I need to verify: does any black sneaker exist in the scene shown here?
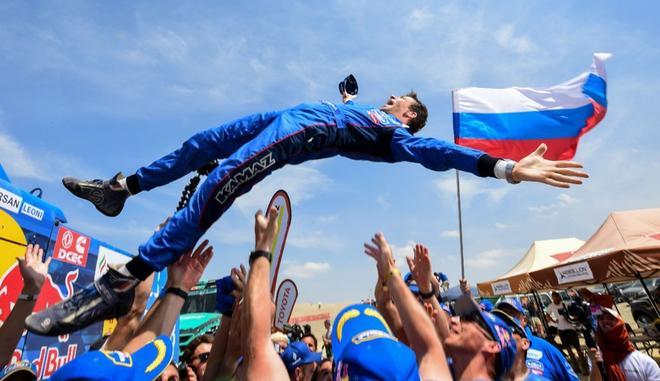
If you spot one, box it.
[25,268,137,336]
[62,172,129,217]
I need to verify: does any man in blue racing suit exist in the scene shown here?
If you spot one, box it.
[26,89,588,336]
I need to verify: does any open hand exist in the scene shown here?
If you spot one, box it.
[18,244,50,295]
[230,264,247,299]
[254,207,279,252]
[364,233,396,278]
[406,244,433,294]
[512,144,589,188]
[167,240,214,291]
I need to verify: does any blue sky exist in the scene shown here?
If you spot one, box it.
[2,1,660,303]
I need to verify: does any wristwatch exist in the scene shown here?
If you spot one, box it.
[504,160,520,184]
[249,250,273,265]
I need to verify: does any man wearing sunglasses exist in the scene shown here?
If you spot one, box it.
[446,294,518,381]
[495,298,578,381]
[182,334,213,380]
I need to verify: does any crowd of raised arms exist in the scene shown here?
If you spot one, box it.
[1,205,659,381]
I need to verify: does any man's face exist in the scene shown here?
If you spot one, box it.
[445,318,493,356]
[188,342,212,379]
[301,336,317,352]
[498,305,525,327]
[380,95,417,121]
[598,311,618,333]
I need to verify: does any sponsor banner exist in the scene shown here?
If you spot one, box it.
[53,227,90,267]
[0,187,22,214]
[491,280,512,295]
[290,313,331,325]
[21,201,44,221]
[274,279,298,330]
[95,245,130,281]
[554,261,594,284]
[267,190,292,295]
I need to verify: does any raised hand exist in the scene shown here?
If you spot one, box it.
[364,233,396,278]
[230,264,247,299]
[254,207,279,253]
[406,244,433,294]
[513,143,589,188]
[18,244,50,295]
[167,240,214,292]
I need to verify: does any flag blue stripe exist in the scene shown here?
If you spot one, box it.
[453,103,596,140]
[582,73,607,107]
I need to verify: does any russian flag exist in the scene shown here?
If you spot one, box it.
[452,53,610,161]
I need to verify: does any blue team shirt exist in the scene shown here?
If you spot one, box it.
[525,328,579,381]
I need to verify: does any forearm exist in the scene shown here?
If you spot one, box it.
[123,293,184,353]
[388,275,451,378]
[244,257,288,379]
[375,281,408,344]
[202,316,232,381]
[103,276,153,351]
[0,298,36,366]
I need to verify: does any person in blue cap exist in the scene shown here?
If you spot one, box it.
[51,335,174,381]
[492,307,543,380]
[280,341,322,381]
[27,76,589,337]
[449,294,518,381]
[332,303,422,381]
[495,297,579,381]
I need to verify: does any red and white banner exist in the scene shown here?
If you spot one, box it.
[267,190,292,295]
[52,227,90,267]
[274,279,298,330]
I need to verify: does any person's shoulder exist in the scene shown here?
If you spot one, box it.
[529,335,563,358]
[624,349,660,368]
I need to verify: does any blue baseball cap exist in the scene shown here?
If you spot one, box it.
[492,309,528,339]
[454,295,517,379]
[332,303,420,380]
[280,341,322,372]
[51,335,173,381]
[0,360,37,381]
[495,297,524,315]
[403,272,420,294]
[479,299,494,312]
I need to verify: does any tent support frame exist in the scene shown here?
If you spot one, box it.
[634,272,660,318]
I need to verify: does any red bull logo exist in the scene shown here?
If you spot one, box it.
[0,209,27,324]
[34,269,79,312]
[32,344,78,379]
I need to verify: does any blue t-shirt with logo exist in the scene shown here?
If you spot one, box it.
[525,328,579,381]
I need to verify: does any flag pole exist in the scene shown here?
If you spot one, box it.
[455,170,465,279]
[451,89,466,280]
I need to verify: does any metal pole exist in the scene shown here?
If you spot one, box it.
[634,272,660,318]
[455,170,465,279]
[602,283,624,317]
[532,290,550,336]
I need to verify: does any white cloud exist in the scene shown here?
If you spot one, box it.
[441,230,460,238]
[494,24,536,54]
[282,261,331,279]
[0,130,50,181]
[376,195,391,208]
[434,176,510,207]
[389,241,416,271]
[287,230,346,253]
[405,8,433,31]
[528,193,578,216]
[495,223,508,229]
[465,249,508,269]
[317,214,338,223]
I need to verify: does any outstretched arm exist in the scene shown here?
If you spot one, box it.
[1,244,49,366]
[244,207,288,381]
[365,233,452,380]
[391,129,588,188]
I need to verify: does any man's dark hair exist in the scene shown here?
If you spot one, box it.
[302,333,318,350]
[405,91,428,134]
[182,334,214,364]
